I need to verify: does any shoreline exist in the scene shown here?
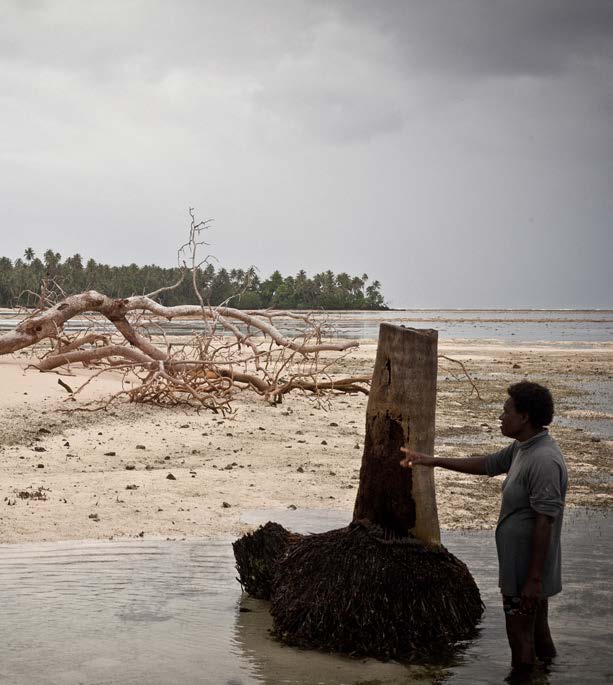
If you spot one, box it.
[0,338,611,545]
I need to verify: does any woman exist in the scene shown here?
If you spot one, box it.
[401,381,568,675]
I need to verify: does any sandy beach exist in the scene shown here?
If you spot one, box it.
[0,338,611,544]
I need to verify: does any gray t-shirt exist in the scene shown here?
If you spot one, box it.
[485,430,568,597]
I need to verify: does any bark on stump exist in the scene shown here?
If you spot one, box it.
[233,325,483,660]
[353,324,440,543]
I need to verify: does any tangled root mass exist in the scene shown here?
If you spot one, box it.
[232,521,299,600]
[234,521,483,660]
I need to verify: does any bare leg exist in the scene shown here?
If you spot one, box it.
[534,599,557,662]
[505,611,536,669]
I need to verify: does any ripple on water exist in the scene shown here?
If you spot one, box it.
[0,509,611,684]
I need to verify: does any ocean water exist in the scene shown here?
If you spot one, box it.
[1,309,612,344]
[0,508,610,685]
[318,310,613,344]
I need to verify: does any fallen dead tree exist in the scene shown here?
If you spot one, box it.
[0,213,368,412]
[0,289,367,411]
[0,214,480,413]
[233,325,484,660]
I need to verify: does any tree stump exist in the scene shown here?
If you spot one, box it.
[353,324,440,544]
[233,325,483,660]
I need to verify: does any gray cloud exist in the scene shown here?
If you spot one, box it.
[0,0,611,307]
[330,0,613,77]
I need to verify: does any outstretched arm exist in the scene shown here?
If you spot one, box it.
[400,448,488,475]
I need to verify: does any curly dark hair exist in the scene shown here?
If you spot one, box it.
[508,381,554,428]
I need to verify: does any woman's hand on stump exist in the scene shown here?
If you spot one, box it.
[400,448,435,468]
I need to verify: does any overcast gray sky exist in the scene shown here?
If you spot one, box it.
[1,0,612,308]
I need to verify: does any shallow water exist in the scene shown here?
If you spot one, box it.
[1,309,611,344]
[0,508,611,685]
[321,310,613,345]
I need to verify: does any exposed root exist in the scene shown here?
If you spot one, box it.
[233,521,484,661]
[233,522,300,600]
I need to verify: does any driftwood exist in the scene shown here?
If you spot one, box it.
[0,291,367,412]
[0,214,369,412]
[233,325,483,660]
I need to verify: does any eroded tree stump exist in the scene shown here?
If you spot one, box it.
[233,325,483,660]
[353,324,440,543]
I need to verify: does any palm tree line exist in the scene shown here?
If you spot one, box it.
[0,249,387,310]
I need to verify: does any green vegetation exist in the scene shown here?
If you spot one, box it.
[0,249,387,310]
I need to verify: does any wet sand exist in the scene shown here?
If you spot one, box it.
[0,338,611,543]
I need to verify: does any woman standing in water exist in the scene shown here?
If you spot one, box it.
[401,381,567,677]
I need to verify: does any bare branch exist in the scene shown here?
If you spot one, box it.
[145,267,187,300]
[438,355,483,400]
[0,210,370,413]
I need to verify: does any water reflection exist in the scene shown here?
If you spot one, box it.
[0,539,256,685]
[0,509,610,684]
[234,596,435,684]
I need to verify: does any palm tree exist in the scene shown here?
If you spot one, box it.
[43,249,61,272]
[24,247,35,263]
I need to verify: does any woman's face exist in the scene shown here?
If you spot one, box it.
[499,397,528,439]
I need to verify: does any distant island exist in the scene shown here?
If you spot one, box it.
[0,249,387,310]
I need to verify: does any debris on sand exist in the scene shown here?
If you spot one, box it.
[16,486,49,501]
